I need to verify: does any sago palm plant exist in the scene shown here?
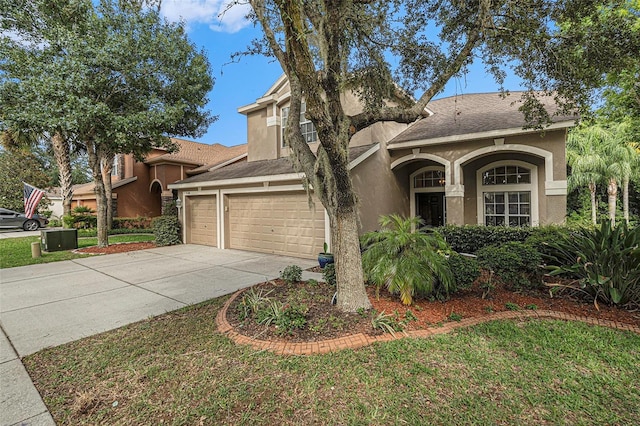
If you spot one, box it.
[361,215,453,305]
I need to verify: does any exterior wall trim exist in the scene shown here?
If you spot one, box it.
[387,121,574,150]
[453,143,555,186]
[149,179,163,193]
[545,180,567,195]
[349,143,380,170]
[390,152,452,189]
[169,173,306,190]
[169,143,379,191]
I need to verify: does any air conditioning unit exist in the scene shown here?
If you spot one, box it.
[41,229,78,252]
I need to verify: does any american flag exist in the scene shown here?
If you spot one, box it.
[23,182,45,219]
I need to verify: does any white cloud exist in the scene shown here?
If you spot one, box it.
[159,0,251,33]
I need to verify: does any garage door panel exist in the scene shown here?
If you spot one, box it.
[186,196,217,247]
[228,193,324,259]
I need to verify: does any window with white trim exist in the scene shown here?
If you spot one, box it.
[484,191,531,226]
[281,102,318,147]
[413,169,446,188]
[111,155,120,178]
[477,162,538,227]
[482,165,530,185]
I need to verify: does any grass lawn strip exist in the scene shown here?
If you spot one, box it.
[23,297,640,425]
[0,234,155,268]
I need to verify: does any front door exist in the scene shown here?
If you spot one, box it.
[416,193,445,227]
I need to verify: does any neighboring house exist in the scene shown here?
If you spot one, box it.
[72,138,247,217]
[45,188,64,220]
[169,75,575,259]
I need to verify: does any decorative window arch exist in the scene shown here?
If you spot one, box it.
[149,179,163,193]
[476,160,539,227]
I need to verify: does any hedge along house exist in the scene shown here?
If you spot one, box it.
[169,75,576,259]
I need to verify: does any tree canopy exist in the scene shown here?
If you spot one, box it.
[0,147,51,212]
[1,0,215,245]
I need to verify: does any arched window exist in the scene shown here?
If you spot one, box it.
[413,169,446,188]
[477,161,538,227]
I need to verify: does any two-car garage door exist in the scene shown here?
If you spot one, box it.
[185,192,325,259]
[228,193,324,259]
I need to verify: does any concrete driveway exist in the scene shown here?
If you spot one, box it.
[0,244,317,426]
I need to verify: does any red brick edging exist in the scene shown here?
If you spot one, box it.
[215,289,640,356]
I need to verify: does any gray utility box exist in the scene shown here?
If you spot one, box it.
[41,229,78,252]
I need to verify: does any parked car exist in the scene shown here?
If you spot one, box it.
[0,208,49,231]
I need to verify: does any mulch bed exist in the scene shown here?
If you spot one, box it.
[227,277,640,343]
[76,242,156,254]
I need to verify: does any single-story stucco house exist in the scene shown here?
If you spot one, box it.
[169,75,576,259]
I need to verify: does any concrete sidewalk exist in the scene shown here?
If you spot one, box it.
[0,244,317,426]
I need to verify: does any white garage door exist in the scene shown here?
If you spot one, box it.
[228,192,325,259]
[186,195,217,246]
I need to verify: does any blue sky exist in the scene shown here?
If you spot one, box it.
[159,1,523,147]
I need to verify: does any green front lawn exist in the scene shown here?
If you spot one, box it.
[24,297,640,425]
[0,234,155,269]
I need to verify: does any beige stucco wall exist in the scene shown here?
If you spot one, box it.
[352,148,409,233]
[388,129,568,225]
[242,79,409,162]
[545,195,567,224]
[247,109,278,162]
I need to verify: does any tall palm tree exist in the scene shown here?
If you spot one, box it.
[605,122,640,225]
[567,125,608,225]
[2,128,76,219]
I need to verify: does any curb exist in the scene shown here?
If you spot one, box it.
[215,289,640,356]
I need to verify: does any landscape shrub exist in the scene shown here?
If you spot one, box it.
[257,300,308,335]
[112,217,152,230]
[72,206,94,214]
[361,215,453,305]
[280,265,302,284]
[545,222,640,307]
[65,214,97,229]
[446,252,480,291]
[322,263,336,286]
[476,241,543,289]
[77,228,154,237]
[152,216,182,246]
[436,225,533,254]
[525,226,573,258]
[48,218,62,228]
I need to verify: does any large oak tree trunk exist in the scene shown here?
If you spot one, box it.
[51,132,74,219]
[331,207,371,311]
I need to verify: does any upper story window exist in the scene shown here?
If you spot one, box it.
[111,155,120,178]
[413,169,445,188]
[281,102,318,147]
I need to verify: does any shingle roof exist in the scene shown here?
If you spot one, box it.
[145,138,247,166]
[174,144,377,185]
[389,92,577,145]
